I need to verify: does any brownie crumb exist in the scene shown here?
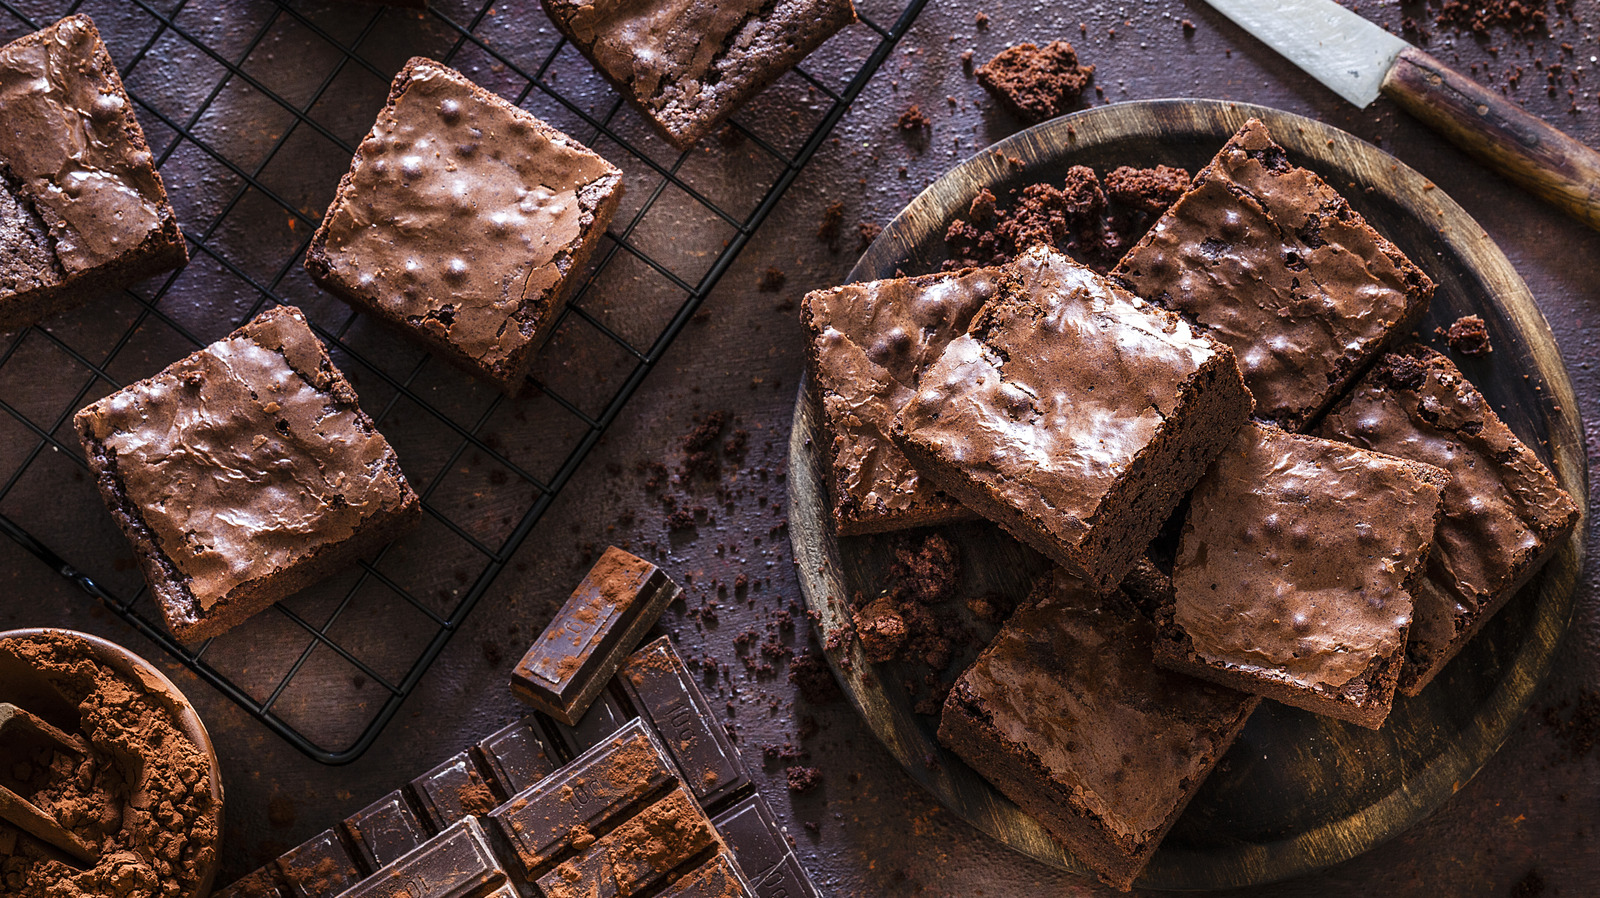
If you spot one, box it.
[974,11,989,28]
[666,508,697,531]
[1511,869,1546,897]
[897,104,930,131]
[976,41,1095,123]
[789,648,843,703]
[681,410,729,480]
[758,267,787,292]
[853,596,908,662]
[856,221,883,251]
[893,533,959,604]
[1181,18,1196,34]
[1435,0,1555,37]
[960,50,975,73]
[817,201,845,250]
[1442,314,1493,356]
[1105,165,1190,216]
[786,766,823,793]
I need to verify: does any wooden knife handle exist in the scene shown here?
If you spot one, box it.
[1382,45,1600,230]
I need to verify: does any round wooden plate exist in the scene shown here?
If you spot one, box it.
[787,100,1587,890]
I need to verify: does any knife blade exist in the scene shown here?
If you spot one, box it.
[1204,0,1600,231]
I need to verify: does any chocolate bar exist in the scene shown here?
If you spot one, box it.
[619,636,750,810]
[488,718,676,874]
[535,787,718,898]
[336,817,506,898]
[475,716,557,799]
[343,790,427,872]
[275,828,361,898]
[710,793,790,884]
[656,852,754,898]
[410,751,497,831]
[511,547,682,725]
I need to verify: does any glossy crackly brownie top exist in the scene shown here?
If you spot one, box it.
[1175,424,1443,689]
[75,306,411,609]
[318,59,617,370]
[0,15,170,274]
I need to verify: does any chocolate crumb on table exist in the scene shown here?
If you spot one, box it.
[540,0,857,149]
[976,41,1095,124]
[0,15,188,331]
[897,104,930,131]
[1443,314,1494,355]
[857,220,883,251]
[1153,422,1448,729]
[1317,346,1578,695]
[757,267,787,292]
[306,57,623,394]
[816,201,845,250]
[73,305,419,643]
[785,766,823,793]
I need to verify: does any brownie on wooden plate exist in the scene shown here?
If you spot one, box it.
[891,245,1252,592]
[541,0,857,149]
[74,306,420,642]
[800,269,1000,535]
[1318,345,1579,694]
[0,15,187,330]
[1112,119,1434,432]
[1154,423,1448,728]
[307,58,623,394]
[939,568,1259,891]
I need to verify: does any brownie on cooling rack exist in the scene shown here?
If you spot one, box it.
[73,305,419,643]
[540,0,857,149]
[306,58,623,394]
[0,15,187,330]
[1112,118,1434,432]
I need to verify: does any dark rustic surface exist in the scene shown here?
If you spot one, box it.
[2,1,1599,896]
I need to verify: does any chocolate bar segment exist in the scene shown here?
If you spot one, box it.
[488,718,677,874]
[535,788,718,898]
[475,716,558,799]
[620,636,750,810]
[343,790,427,872]
[275,829,361,898]
[336,817,507,898]
[554,688,635,757]
[750,855,822,898]
[511,547,682,724]
[710,793,789,883]
[658,853,756,898]
[409,750,498,831]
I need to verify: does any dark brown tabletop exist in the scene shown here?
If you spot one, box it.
[2,1,1597,895]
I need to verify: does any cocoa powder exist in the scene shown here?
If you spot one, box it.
[0,633,217,898]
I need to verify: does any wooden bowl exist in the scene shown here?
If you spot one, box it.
[0,628,225,898]
[787,99,1587,890]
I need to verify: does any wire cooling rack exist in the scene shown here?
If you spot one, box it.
[0,0,925,763]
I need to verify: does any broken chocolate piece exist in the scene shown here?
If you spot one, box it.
[475,716,558,799]
[342,790,427,873]
[710,793,790,884]
[409,750,498,831]
[619,636,751,811]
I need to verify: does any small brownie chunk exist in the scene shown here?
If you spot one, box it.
[892,245,1252,592]
[1113,119,1434,431]
[1443,314,1493,356]
[540,0,856,148]
[1318,346,1578,694]
[0,15,186,329]
[73,305,420,642]
[307,58,623,393]
[800,269,1000,535]
[975,41,1095,123]
[1156,423,1447,728]
[939,569,1258,891]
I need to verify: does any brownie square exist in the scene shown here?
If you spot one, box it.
[939,568,1258,891]
[800,269,1000,535]
[540,0,857,149]
[1318,346,1580,694]
[0,15,187,330]
[1112,118,1434,432]
[306,58,624,394]
[1154,422,1448,728]
[891,245,1253,592]
[73,305,420,642]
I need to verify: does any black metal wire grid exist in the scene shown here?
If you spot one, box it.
[0,0,925,764]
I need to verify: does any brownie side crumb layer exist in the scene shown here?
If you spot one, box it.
[1317,345,1578,694]
[1113,118,1434,432]
[0,15,187,329]
[938,569,1258,891]
[1157,423,1447,728]
[541,0,857,149]
[801,269,1000,535]
[307,58,623,394]
[892,245,1252,592]
[975,41,1094,123]
[73,305,420,642]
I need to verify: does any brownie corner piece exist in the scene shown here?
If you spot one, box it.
[0,14,187,330]
[1317,344,1580,695]
[1112,117,1433,432]
[891,245,1252,592]
[306,57,623,393]
[938,569,1257,891]
[73,305,419,643]
[1159,422,1447,728]
[541,0,857,148]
